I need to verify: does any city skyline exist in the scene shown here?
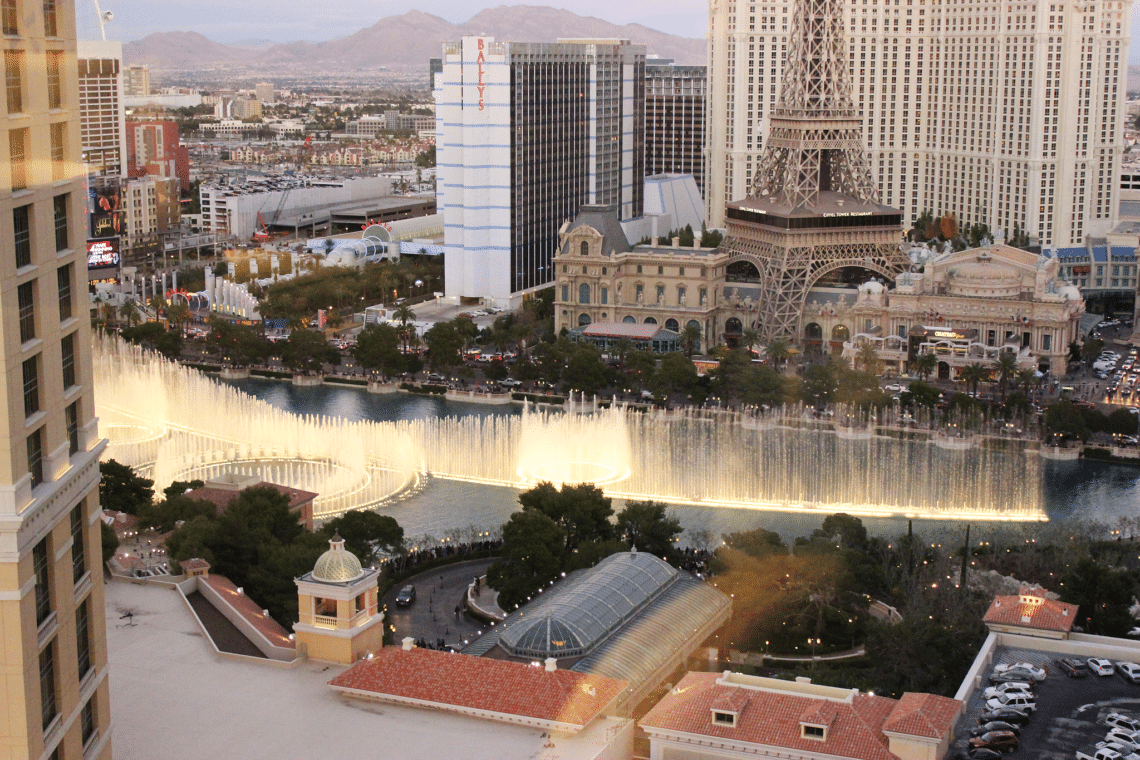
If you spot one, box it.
[74,0,709,46]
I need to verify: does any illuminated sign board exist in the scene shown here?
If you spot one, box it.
[821,211,873,218]
[86,237,120,270]
[932,330,969,340]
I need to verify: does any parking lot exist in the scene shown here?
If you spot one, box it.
[955,647,1140,760]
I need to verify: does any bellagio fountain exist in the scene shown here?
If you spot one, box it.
[94,336,1046,523]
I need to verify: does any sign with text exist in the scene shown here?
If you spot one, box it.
[86,237,120,270]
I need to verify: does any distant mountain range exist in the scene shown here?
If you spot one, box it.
[122,6,707,74]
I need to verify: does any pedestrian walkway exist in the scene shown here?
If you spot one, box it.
[382,558,496,650]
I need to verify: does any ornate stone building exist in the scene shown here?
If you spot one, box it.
[839,244,1084,376]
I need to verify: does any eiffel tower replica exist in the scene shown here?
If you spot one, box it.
[720,0,909,344]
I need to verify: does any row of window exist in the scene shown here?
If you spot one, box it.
[562,282,711,308]
[35,502,100,753]
[4,48,63,113]
[2,0,59,38]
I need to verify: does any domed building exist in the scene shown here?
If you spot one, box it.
[840,243,1085,377]
[464,548,731,711]
[292,533,384,664]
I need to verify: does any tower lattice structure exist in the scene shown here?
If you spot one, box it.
[720,0,909,344]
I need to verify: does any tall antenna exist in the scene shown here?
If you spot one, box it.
[91,0,113,41]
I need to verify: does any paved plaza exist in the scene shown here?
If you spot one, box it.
[381,558,499,650]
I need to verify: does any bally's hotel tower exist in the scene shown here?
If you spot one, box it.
[436,37,646,306]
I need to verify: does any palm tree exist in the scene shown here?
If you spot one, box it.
[614,337,634,366]
[166,301,191,337]
[766,336,790,368]
[1015,368,1037,397]
[118,300,140,327]
[994,351,1019,400]
[393,304,415,353]
[680,324,702,357]
[912,352,938,382]
[959,362,987,397]
[856,341,882,375]
[741,329,760,355]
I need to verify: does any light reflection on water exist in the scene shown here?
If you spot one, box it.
[224,378,1140,542]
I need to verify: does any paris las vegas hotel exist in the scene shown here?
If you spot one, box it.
[706,0,1130,250]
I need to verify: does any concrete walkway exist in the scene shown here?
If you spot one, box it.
[382,558,496,650]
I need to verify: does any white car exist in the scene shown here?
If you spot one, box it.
[1105,733,1140,753]
[994,662,1048,681]
[983,682,1034,700]
[986,693,1037,713]
[1119,662,1140,684]
[1098,741,1140,760]
[884,383,905,392]
[1089,658,1116,676]
[1107,714,1140,734]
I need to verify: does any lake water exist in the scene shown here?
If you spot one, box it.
[224,378,1140,544]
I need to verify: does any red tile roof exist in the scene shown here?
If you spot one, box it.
[200,575,294,648]
[179,558,211,572]
[982,589,1078,633]
[883,693,962,739]
[183,482,318,514]
[329,647,627,730]
[642,672,958,760]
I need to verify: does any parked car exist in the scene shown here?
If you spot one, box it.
[1117,662,1140,684]
[1097,744,1140,760]
[1108,715,1140,734]
[977,708,1031,725]
[1103,733,1140,753]
[969,731,1019,753]
[989,668,1042,684]
[1056,658,1090,678]
[965,750,1005,760]
[970,722,1022,737]
[983,682,1034,700]
[994,663,1048,681]
[395,585,417,607]
[1090,658,1117,676]
[986,693,1037,713]
[1080,748,1128,760]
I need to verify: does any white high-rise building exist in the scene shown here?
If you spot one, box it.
[706,0,1131,248]
[435,37,645,306]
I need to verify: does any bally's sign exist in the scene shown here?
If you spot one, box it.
[477,38,487,111]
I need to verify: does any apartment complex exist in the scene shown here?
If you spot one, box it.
[122,63,148,97]
[645,60,707,197]
[254,81,274,103]
[0,2,112,759]
[706,0,1131,247]
[125,119,189,192]
[435,37,646,305]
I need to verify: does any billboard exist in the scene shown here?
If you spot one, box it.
[87,237,120,270]
[89,178,123,238]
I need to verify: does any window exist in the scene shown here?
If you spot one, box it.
[1,0,15,35]
[50,123,64,181]
[43,0,58,36]
[561,284,569,302]
[80,697,95,746]
[580,241,589,256]
[33,537,51,624]
[65,401,79,455]
[28,427,44,488]
[14,204,30,267]
[4,50,22,113]
[57,263,72,320]
[600,287,608,305]
[22,355,38,417]
[1043,334,1052,351]
[18,281,34,343]
[656,285,665,304]
[40,643,57,731]
[10,127,27,190]
[635,284,644,302]
[71,503,85,583]
[53,195,68,251]
[46,51,61,109]
[803,725,826,739]
[61,332,75,388]
[578,283,591,304]
[76,598,91,679]
[713,711,736,726]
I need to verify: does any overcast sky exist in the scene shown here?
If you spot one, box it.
[76,0,1140,61]
[75,0,709,43]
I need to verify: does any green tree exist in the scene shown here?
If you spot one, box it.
[766,337,791,368]
[99,460,154,515]
[992,352,1018,401]
[741,329,760,354]
[1059,556,1137,636]
[901,380,940,408]
[801,361,839,407]
[722,526,788,558]
[652,352,699,399]
[912,352,938,382]
[1043,399,1091,442]
[856,342,882,375]
[486,510,566,611]
[352,323,404,378]
[1082,337,1105,366]
[423,320,464,370]
[320,511,404,565]
[280,329,338,372]
[563,344,609,397]
[625,350,657,390]
[100,521,120,564]
[959,362,987,396]
[680,323,702,357]
[699,223,723,248]
[518,481,614,552]
[118,300,141,326]
[615,500,682,560]
[812,513,869,552]
[137,494,218,533]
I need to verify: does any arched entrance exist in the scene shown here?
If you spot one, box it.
[830,325,849,355]
[578,313,592,327]
[727,260,761,281]
[938,361,951,380]
[804,322,823,355]
[724,317,744,348]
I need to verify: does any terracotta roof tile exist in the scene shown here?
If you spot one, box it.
[200,575,294,648]
[179,558,211,572]
[329,647,627,730]
[883,693,962,739]
[184,482,318,515]
[983,591,1078,633]
[641,672,918,760]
